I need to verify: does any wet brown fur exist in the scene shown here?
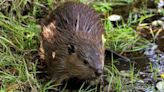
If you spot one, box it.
[39,2,105,84]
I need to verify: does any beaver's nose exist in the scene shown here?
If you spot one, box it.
[95,69,103,76]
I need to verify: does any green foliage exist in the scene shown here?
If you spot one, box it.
[105,65,123,92]
[0,14,40,50]
[104,19,148,52]
[0,0,51,91]
[92,2,113,13]
[90,0,133,13]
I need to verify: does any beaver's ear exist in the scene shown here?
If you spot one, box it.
[68,44,75,54]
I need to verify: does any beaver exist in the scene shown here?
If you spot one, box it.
[39,1,105,84]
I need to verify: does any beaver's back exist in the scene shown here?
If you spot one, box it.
[42,2,104,43]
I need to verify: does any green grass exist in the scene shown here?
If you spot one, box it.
[0,0,52,91]
[0,0,153,92]
[0,13,53,91]
[104,19,149,52]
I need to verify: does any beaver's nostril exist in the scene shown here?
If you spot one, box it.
[95,69,103,76]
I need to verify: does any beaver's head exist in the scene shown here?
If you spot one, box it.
[65,33,105,80]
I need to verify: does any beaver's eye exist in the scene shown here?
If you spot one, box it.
[83,60,88,65]
[68,44,75,54]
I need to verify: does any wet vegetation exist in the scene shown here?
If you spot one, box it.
[0,0,164,92]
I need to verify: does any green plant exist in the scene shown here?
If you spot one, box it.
[0,3,52,91]
[104,19,148,52]
[104,62,123,92]
[0,14,40,50]
[92,2,113,13]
